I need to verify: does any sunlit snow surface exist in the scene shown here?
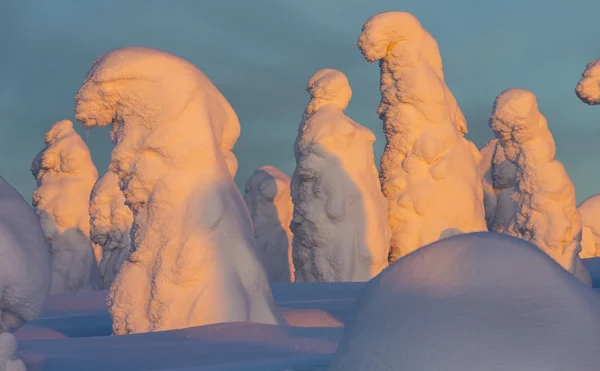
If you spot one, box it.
[13,240,600,371]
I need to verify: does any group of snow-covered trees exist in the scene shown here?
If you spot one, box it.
[1,10,599,342]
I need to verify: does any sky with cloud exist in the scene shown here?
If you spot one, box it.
[1,0,599,203]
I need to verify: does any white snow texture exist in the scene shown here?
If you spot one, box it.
[479,139,517,232]
[576,58,600,105]
[290,68,390,282]
[578,194,600,258]
[489,88,590,283]
[244,166,294,283]
[75,46,280,334]
[0,177,50,333]
[30,120,102,294]
[0,333,25,371]
[329,232,600,371]
[357,11,486,262]
[89,171,134,288]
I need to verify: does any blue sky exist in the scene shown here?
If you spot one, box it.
[1,0,599,203]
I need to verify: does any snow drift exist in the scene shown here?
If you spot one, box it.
[329,232,600,371]
[578,194,600,258]
[30,120,102,294]
[290,68,390,282]
[75,46,280,334]
[0,333,25,371]
[479,139,517,232]
[489,88,589,283]
[576,58,600,105]
[357,11,486,261]
[0,177,50,333]
[244,166,294,283]
[89,171,134,288]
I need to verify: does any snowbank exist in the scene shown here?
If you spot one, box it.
[75,47,280,334]
[329,232,600,371]
[89,171,134,288]
[0,177,50,333]
[576,58,600,105]
[578,194,600,258]
[479,139,517,232]
[290,68,390,282]
[0,333,25,371]
[489,88,589,283]
[244,166,294,283]
[357,11,486,261]
[30,120,101,294]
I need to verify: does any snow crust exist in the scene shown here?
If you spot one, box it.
[0,333,25,371]
[291,68,390,282]
[576,58,600,105]
[89,171,133,288]
[329,232,600,371]
[479,139,518,232]
[75,47,280,334]
[357,11,486,261]
[30,120,102,294]
[0,177,50,333]
[489,88,589,283]
[578,194,600,258]
[244,166,294,283]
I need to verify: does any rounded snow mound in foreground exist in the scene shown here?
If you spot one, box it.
[329,232,600,371]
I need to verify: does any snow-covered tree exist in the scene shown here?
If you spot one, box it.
[31,120,102,294]
[0,177,50,333]
[89,171,133,288]
[75,47,280,334]
[576,58,600,105]
[0,333,26,371]
[290,68,390,282]
[357,11,486,261]
[489,88,590,283]
[578,195,600,258]
[479,139,517,232]
[328,232,600,371]
[244,166,294,283]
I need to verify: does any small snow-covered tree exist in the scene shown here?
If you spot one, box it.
[31,120,102,294]
[578,195,600,258]
[290,68,390,282]
[576,58,600,105]
[479,139,517,232]
[244,166,294,283]
[489,88,590,283]
[89,171,133,288]
[357,11,486,261]
[75,47,280,334]
[0,333,26,371]
[0,177,50,333]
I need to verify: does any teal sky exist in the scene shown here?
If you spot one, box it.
[1,0,599,204]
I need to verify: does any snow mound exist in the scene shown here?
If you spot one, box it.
[479,139,517,232]
[0,333,25,371]
[329,232,600,371]
[578,194,600,258]
[489,88,589,283]
[244,166,294,283]
[89,171,133,288]
[0,177,50,333]
[291,68,390,282]
[357,11,486,261]
[576,58,600,105]
[30,120,102,294]
[75,46,280,334]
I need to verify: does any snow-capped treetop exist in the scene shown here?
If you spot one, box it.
[0,333,25,371]
[576,58,600,105]
[578,194,600,258]
[329,232,600,371]
[75,46,240,177]
[304,69,352,117]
